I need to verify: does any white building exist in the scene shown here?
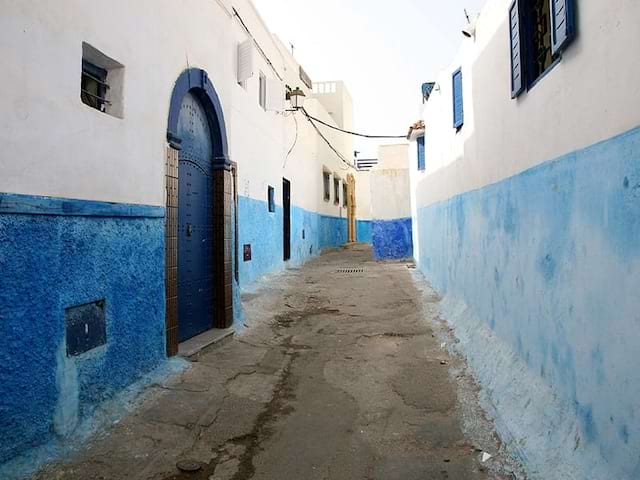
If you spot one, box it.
[367,144,413,259]
[409,0,640,478]
[0,0,363,469]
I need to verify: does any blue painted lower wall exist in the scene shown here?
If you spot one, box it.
[372,217,413,260]
[0,193,350,467]
[237,196,346,290]
[237,196,285,289]
[0,210,166,465]
[356,220,373,244]
[319,213,348,249]
[415,126,640,478]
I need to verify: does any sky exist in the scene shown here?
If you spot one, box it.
[252,0,487,159]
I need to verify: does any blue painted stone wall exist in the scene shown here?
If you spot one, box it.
[415,127,640,478]
[372,218,413,260]
[319,214,348,249]
[290,206,322,264]
[0,211,165,464]
[356,220,373,244]
[237,196,285,288]
[237,196,345,290]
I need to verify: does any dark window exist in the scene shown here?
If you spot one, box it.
[510,0,575,97]
[81,60,109,112]
[334,178,340,205]
[342,183,348,207]
[527,0,555,84]
[422,82,435,103]
[65,300,107,357]
[268,186,275,212]
[452,68,464,129]
[259,72,267,110]
[417,136,425,171]
[323,172,331,201]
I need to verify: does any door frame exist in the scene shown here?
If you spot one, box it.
[164,68,232,357]
[283,178,291,261]
[346,174,356,243]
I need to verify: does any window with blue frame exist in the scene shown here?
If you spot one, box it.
[268,186,275,212]
[509,0,576,98]
[452,69,464,130]
[417,136,425,171]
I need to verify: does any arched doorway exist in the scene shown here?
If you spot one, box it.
[165,68,233,356]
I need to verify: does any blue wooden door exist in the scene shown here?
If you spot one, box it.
[178,92,215,342]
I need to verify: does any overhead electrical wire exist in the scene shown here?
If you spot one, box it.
[300,108,406,139]
[301,110,354,170]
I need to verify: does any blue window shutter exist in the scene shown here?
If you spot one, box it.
[452,69,464,129]
[509,0,524,98]
[550,0,576,55]
[417,136,425,171]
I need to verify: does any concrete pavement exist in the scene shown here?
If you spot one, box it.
[32,244,522,480]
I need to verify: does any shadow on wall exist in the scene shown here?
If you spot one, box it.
[356,220,373,244]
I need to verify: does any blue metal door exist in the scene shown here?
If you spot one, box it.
[178,92,215,342]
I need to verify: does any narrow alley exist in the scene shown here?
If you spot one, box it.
[2,1,639,478]
[32,246,520,480]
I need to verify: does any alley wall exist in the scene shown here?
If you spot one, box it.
[0,0,357,471]
[370,144,413,260]
[410,0,640,478]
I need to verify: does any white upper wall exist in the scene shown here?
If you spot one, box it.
[312,81,354,132]
[0,0,356,216]
[354,170,372,221]
[370,143,411,220]
[0,0,232,206]
[411,0,640,209]
[374,144,410,170]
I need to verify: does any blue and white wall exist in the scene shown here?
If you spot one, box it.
[0,0,355,471]
[411,0,640,478]
[351,169,372,244]
[370,144,413,260]
[231,30,355,288]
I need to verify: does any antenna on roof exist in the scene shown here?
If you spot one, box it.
[462,9,477,39]
[289,42,295,56]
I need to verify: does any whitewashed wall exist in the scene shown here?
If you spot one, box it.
[409,1,640,477]
[411,0,640,209]
[370,144,411,221]
[0,0,235,206]
[0,0,355,219]
[354,170,372,221]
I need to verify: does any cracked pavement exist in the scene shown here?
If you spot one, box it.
[32,244,522,480]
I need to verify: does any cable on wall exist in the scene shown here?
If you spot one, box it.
[232,7,284,82]
[283,112,299,168]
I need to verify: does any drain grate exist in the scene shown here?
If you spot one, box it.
[337,268,364,274]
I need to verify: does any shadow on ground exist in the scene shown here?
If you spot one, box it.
[32,244,523,480]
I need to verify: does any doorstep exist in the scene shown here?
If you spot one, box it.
[178,328,235,358]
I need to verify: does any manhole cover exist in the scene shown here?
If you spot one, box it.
[337,268,364,274]
[176,459,203,473]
